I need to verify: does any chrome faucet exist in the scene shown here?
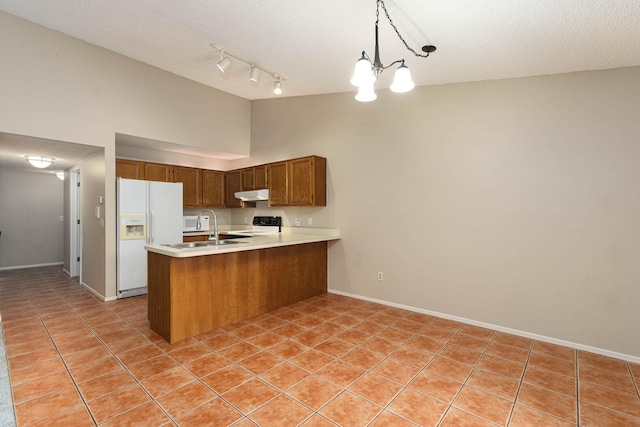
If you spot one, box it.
[196,209,218,242]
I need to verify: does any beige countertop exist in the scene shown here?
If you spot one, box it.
[146,227,340,258]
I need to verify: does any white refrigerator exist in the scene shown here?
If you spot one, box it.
[117,178,183,298]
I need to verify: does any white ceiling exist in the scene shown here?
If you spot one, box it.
[0,132,102,173]
[1,0,639,101]
[1,0,639,171]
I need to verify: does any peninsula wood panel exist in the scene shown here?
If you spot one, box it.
[147,241,328,343]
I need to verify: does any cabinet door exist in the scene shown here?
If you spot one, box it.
[145,163,174,182]
[116,159,144,180]
[241,168,255,191]
[254,165,268,189]
[267,161,288,206]
[202,170,226,208]
[225,170,243,208]
[289,156,326,206]
[174,166,202,208]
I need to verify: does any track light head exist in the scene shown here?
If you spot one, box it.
[217,56,232,73]
[249,66,260,83]
[273,79,282,95]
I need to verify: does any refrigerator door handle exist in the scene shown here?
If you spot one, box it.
[149,210,154,244]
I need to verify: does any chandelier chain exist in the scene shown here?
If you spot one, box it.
[378,0,431,58]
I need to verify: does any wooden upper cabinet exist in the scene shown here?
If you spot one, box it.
[254,165,268,189]
[225,170,243,208]
[288,156,326,206]
[241,165,268,191]
[267,161,288,206]
[173,166,202,208]
[144,162,174,182]
[241,168,255,191]
[202,170,226,208]
[116,159,144,180]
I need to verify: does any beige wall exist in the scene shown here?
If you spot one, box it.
[77,151,107,296]
[2,10,639,359]
[0,169,64,269]
[0,12,251,297]
[250,67,640,359]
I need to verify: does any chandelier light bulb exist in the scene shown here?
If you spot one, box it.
[351,54,375,87]
[25,155,55,168]
[355,83,377,102]
[390,63,415,93]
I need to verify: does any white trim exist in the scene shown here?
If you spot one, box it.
[329,288,640,364]
[0,262,63,271]
[70,169,81,279]
[79,281,116,302]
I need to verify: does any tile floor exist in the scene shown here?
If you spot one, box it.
[1,266,640,426]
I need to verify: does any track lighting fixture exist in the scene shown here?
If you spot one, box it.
[210,43,285,96]
[351,0,436,102]
[25,155,54,168]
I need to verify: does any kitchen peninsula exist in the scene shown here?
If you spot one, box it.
[145,228,340,343]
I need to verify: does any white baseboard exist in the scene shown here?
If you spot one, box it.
[79,281,115,302]
[329,289,640,364]
[0,262,63,271]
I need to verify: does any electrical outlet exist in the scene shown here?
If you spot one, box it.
[308,217,313,226]
[378,272,383,281]
[295,217,301,227]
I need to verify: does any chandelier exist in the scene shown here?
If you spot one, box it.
[351,0,436,102]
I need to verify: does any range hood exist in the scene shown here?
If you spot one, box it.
[234,189,269,201]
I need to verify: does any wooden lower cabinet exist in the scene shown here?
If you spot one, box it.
[147,242,328,343]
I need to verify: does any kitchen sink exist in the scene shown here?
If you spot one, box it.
[162,240,247,249]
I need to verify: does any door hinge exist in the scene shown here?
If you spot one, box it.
[77,257,80,262]
[77,219,80,225]
[77,182,80,187]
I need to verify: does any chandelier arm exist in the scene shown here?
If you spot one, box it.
[378,0,432,58]
[379,59,405,70]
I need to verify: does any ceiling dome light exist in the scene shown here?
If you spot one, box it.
[55,171,65,181]
[25,155,54,168]
[273,79,282,95]
[390,62,415,93]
